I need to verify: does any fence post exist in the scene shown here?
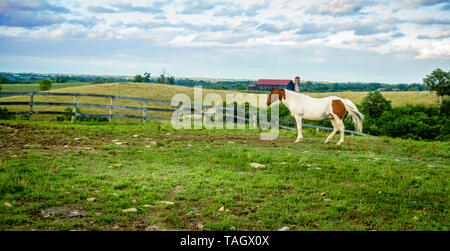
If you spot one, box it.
[71,95,77,123]
[109,97,114,123]
[29,92,34,121]
[143,101,147,124]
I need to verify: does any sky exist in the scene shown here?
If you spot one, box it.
[0,0,449,83]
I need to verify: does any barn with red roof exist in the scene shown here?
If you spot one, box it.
[248,76,300,92]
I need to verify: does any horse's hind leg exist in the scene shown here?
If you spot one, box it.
[325,118,339,144]
[294,114,303,143]
[335,116,345,146]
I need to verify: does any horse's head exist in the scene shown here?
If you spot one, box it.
[267,87,286,107]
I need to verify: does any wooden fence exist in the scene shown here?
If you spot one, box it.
[0,92,375,137]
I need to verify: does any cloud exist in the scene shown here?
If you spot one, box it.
[0,11,65,27]
[213,5,244,17]
[68,16,103,28]
[307,0,367,16]
[0,0,69,28]
[111,2,164,13]
[180,0,215,14]
[0,0,69,13]
[417,30,450,39]
[354,23,396,36]
[87,6,116,13]
[257,23,284,33]
[87,2,168,14]
[402,0,449,8]
[213,1,269,17]
[409,17,450,25]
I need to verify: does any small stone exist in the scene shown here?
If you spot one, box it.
[131,199,137,203]
[147,225,159,230]
[143,204,154,208]
[122,208,137,213]
[115,142,123,145]
[250,163,265,168]
[4,202,12,207]
[74,138,80,141]
[278,226,290,231]
[10,155,18,158]
[133,134,139,138]
[197,223,204,230]
[218,206,225,212]
[320,192,326,196]
[323,199,333,202]
[174,186,184,193]
[155,201,175,206]
[86,198,96,202]
[68,211,80,217]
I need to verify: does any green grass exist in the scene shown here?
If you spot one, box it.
[0,82,93,93]
[0,120,448,231]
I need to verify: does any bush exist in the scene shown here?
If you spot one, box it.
[0,76,8,84]
[39,79,52,91]
[361,91,392,119]
[0,107,15,120]
[56,107,108,123]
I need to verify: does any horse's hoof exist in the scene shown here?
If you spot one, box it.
[294,138,303,143]
[336,142,343,146]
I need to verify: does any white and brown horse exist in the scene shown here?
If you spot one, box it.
[267,88,364,145]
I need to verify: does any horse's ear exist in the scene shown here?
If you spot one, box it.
[271,87,274,91]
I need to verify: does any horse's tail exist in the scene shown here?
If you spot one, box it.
[342,99,364,132]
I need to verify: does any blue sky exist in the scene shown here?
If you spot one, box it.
[0,0,449,83]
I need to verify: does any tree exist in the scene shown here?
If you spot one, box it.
[134,75,143,82]
[157,74,165,84]
[39,79,52,91]
[0,76,8,84]
[167,76,175,85]
[361,91,392,119]
[55,76,68,83]
[143,72,151,83]
[423,68,450,104]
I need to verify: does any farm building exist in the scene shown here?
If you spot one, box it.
[248,76,300,92]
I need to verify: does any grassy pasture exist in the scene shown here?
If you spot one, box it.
[307,91,439,107]
[0,120,448,231]
[0,82,93,93]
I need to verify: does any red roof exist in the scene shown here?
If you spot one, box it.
[256,79,292,85]
[248,85,256,87]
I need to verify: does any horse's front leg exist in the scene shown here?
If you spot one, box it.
[294,115,303,143]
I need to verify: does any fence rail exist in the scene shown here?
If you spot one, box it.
[0,91,374,137]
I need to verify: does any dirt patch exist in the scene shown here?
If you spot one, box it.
[0,122,113,152]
